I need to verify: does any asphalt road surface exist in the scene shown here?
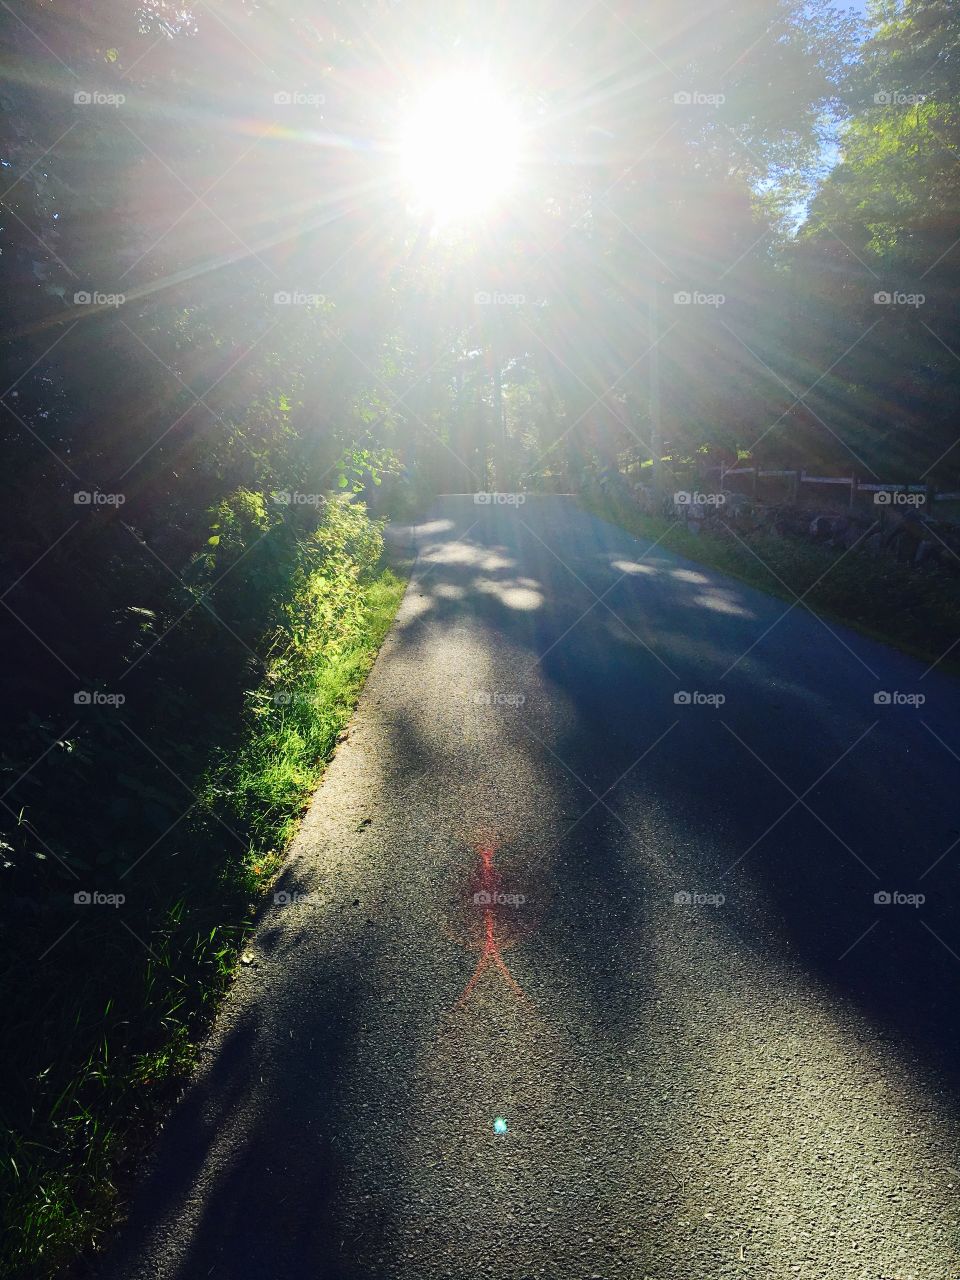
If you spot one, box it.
[99,495,960,1280]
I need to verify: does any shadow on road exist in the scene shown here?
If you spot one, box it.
[98,495,960,1280]
[386,497,960,1080]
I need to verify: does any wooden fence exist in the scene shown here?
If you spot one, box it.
[717,464,956,508]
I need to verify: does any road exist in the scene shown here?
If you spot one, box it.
[99,495,960,1280]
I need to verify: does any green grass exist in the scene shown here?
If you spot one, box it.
[0,501,407,1280]
[218,565,406,892]
[582,490,960,670]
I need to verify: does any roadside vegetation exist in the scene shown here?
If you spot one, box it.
[0,494,406,1280]
[3,0,960,1275]
[583,489,960,670]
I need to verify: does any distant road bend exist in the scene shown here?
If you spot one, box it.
[101,495,960,1280]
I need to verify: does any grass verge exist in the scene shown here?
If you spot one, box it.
[581,490,960,670]
[209,557,406,895]
[1,499,407,1280]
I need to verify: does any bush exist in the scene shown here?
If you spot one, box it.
[0,495,405,1280]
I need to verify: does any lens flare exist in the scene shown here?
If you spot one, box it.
[455,843,529,1005]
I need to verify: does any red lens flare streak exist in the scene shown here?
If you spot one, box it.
[455,843,529,1006]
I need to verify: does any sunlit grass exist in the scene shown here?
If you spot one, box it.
[0,508,407,1280]
[225,567,406,896]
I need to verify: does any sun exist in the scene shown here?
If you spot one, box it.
[398,73,521,224]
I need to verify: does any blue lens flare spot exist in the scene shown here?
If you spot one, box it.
[493,1116,508,1135]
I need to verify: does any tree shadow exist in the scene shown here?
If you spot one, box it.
[389,496,960,1083]
[96,493,960,1279]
